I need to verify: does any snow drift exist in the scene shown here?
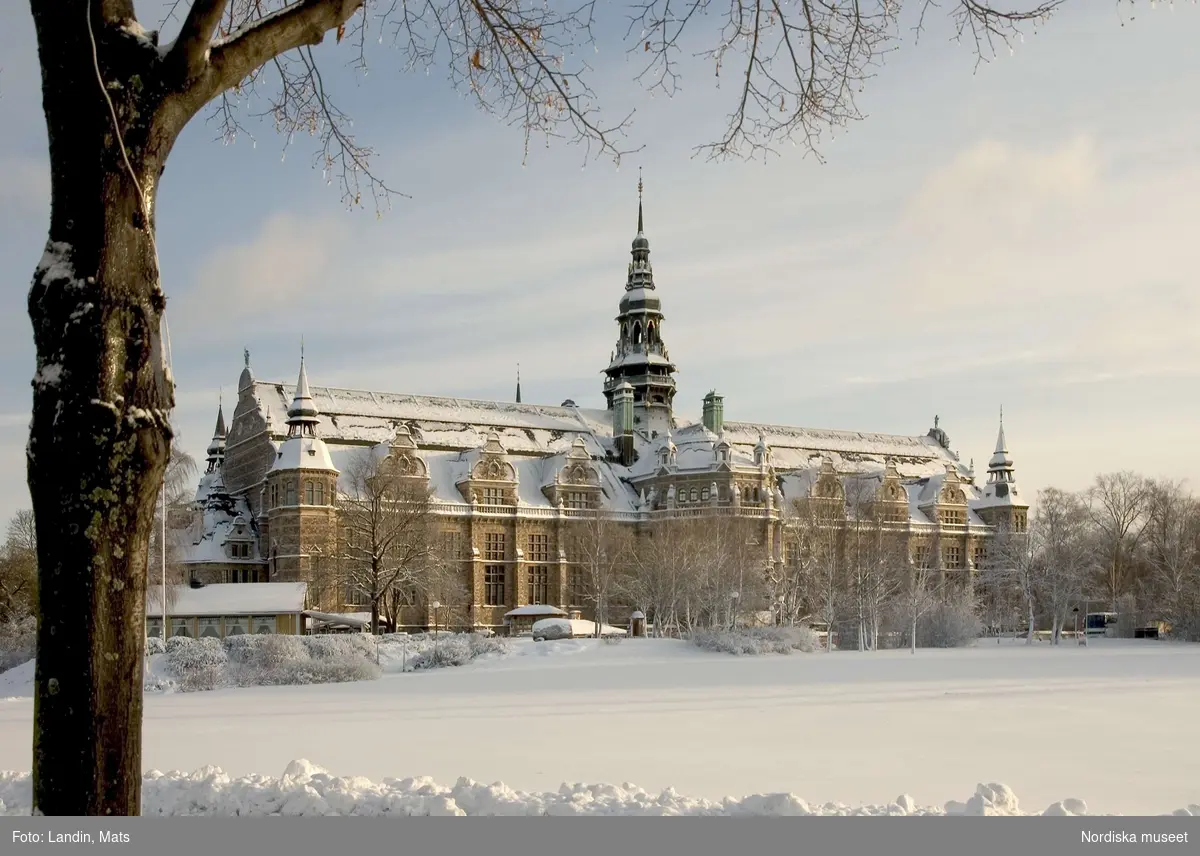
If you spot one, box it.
[1,760,1196,816]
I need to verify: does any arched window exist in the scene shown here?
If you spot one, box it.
[689,488,698,502]
[305,481,315,505]
[632,322,643,345]
[315,481,325,505]
[286,482,296,506]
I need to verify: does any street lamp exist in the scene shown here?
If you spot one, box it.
[430,600,441,660]
[728,591,740,631]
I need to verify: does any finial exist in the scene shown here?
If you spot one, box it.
[301,335,305,363]
[219,387,222,407]
[244,347,250,368]
[637,168,644,234]
[999,404,1004,426]
[934,414,939,429]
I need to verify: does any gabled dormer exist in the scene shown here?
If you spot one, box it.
[922,464,969,526]
[224,513,257,561]
[380,424,429,481]
[457,433,519,506]
[873,459,909,523]
[543,438,603,510]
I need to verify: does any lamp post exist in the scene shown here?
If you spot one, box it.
[431,600,441,661]
[1073,606,1082,646]
[728,591,740,631]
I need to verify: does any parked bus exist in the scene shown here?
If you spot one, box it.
[1085,612,1118,638]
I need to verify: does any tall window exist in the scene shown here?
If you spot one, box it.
[913,545,931,568]
[441,530,464,560]
[314,481,325,505]
[568,567,588,606]
[528,566,550,604]
[972,546,986,569]
[285,482,296,506]
[484,532,506,562]
[483,487,506,505]
[527,534,549,563]
[269,483,278,507]
[484,566,506,606]
[944,545,963,569]
[304,481,315,505]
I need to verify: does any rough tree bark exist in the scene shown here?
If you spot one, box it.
[27,0,363,816]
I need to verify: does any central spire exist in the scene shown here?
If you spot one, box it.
[637,167,644,234]
[602,174,677,435]
[286,346,320,437]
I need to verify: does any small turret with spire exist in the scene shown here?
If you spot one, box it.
[204,396,227,474]
[976,406,1028,530]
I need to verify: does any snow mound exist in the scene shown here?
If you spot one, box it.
[0,764,1183,817]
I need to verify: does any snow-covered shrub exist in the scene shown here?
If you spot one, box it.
[145,635,166,656]
[918,598,983,649]
[602,634,624,645]
[252,634,310,670]
[691,626,819,656]
[166,637,228,692]
[0,617,36,674]
[234,656,380,687]
[163,633,382,691]
[304,634,377,662]
[407,633,510,670]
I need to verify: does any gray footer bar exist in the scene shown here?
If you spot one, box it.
[3,817,1196,856]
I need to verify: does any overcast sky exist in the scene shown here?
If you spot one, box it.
[1,2,1198,526]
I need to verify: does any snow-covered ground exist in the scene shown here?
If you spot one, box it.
[1,638,1198,815]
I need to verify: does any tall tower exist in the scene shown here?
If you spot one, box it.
[264,351,340,601]
[602,173,677,439]
[976,408,1029,532]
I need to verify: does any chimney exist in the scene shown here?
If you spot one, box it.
[702,390,724,434]
[613,382,636,466]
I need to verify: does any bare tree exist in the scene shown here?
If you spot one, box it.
[1034,488,1095,645]
[1088,472,1150,610]
[147,441,199,613]
[979,527,1039,644]
[339,449,440,635]
[0,511,38,623]
[897,547,943,655]
[571,509,632,636]
[23,0,1147,817]
[843,479,904,651]
[1141,481,1200,640]
[623,516,707,637]
[802,494,846,653]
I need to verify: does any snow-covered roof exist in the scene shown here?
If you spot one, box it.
[271,435,338,473]
[304,610,371,628]
[505,605,568,618]
[183,487,263,565]
[147,582,307,617]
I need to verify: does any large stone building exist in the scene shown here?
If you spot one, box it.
[182,187,1028,633]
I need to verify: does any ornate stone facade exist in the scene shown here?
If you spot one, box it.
[182,190,1028,632]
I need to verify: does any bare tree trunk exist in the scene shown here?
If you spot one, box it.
[29,2,178,815]
[1026,600,1036,645]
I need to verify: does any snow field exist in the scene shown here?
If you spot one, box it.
[1,638,1198,815]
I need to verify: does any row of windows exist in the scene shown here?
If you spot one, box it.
[268,479,327,508]
[480,565,589,607]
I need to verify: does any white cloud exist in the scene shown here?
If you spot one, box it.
[172,212,349,331]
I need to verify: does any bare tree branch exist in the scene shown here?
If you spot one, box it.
[169,0,231,79]
[206,0,366,93]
